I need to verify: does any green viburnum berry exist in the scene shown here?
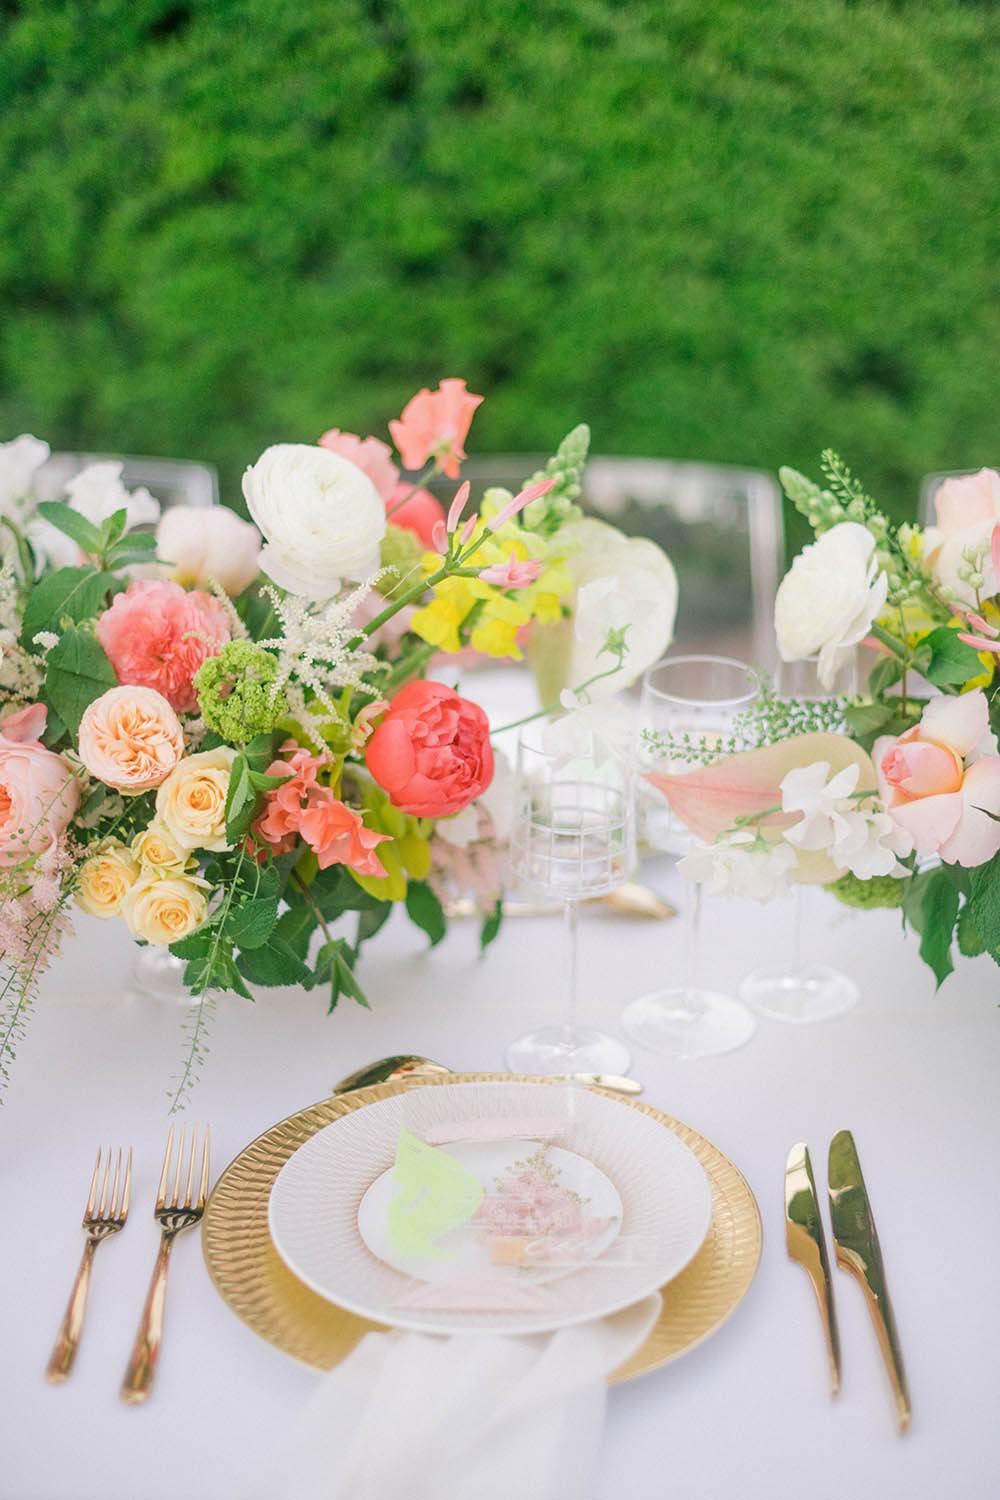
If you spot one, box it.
[194,641,288,743]
[826,871,904,910]
[380,522,425,586]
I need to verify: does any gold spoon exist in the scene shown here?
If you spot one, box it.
[331,1054,642,1096]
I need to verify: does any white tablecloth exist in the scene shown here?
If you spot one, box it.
[4,858,999,1499]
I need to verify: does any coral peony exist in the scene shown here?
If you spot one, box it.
[318,430,399,503]
[0,704,79,866]
[97,579,230,713]
[385,481,446,548]
[365,680,493,817]
[388,379,483,480]
[78,686,185,794]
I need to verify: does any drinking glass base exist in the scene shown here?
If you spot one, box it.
[504,1025,632,1078]
[132,948,195,1003]
[620,989,756,1059]
[738,963,860,1024]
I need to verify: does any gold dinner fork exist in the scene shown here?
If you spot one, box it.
[120,1123,210,1405]
[46,1146,132,1382]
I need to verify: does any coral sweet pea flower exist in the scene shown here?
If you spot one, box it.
[874,691,1000,866]
[388,379,484,478]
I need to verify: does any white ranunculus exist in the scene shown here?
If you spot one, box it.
[774,522,888,690]
[242,443,386,600]
[534,518,677,703]
[157,505,262,596]
[0,434,49,513]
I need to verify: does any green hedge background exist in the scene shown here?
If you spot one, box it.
[1,0,997,525]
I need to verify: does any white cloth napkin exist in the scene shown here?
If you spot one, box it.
[238,1294,661,1500]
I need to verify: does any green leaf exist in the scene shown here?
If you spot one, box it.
[274,903,316,959]
[105,532,159,566]
[957,901,986,958]
[479,898,504,954]
[44,625,118,735]
[405,880,446,947]
[244,730,285,773]
[34,501,103,554]
[865,654,905,697]
[97,508,129,550]
[917,869,959,988]
[169,928,217,961]
[921,627,985,688]
[236,936,312,987]
[228,897,279,950]
[311,863,388,916]
[224,753,255,842]
[314,939,371,1012]
[969,860,1000,968]
[21,567,122,646]
[356,903,392,945]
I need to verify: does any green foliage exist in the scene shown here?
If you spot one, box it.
[20,567,121,647]
[43,623,117,734]
[1,1,998,522]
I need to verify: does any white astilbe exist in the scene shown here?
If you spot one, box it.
[206,578,250,640]
[255,578,386,726]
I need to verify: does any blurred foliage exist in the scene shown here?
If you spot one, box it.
[0,0,997,530]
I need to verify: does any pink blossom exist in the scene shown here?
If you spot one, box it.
[254,742,390,877]
[96,579,231,713]
[388,379,484,479]
[478,552,545,588]
[485,478,555,533]
[875,691,1000,866]
[318,429,399,503]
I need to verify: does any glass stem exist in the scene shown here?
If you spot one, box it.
[681,883,703,1015]
[790,883,804,976]
[562,897,579,1044]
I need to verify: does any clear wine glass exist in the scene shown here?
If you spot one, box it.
[738,653,861,1023]
[621,654,760,1059]
[503,719,634,1077]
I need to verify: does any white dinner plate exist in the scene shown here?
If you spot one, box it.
[267,1080,714,1336]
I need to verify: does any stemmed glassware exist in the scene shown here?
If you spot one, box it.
[620,654,760,1059]
[737,654,861,1023]
[503,718,634,1077]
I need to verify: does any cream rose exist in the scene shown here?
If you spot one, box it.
[242,443,386,599]
[156,505,262,596]
[155,746,236,851]
[75,841,140,919]
[122,872,208,946]
[78,686,185,794]
[774,522,888,690]
[131,820,190,872]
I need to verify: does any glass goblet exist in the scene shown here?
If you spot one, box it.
[503,720,634,1078]
[621,654,760,1059]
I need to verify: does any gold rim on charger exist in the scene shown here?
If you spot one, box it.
[202,1074,762,1383]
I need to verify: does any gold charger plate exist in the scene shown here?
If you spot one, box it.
[202,1073,762,1384]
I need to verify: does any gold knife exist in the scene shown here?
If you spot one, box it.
[828,1129,911,1434]
[785,1143,841,1396]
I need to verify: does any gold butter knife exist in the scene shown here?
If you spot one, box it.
[828,1129,911,1434]
[785,1142,840,1396]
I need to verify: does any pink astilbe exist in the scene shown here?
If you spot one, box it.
[388,379,484,479]
[254,742,390,877]
[96,579,231,713]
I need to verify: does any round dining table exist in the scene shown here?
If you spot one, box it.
[4,839,998,1500]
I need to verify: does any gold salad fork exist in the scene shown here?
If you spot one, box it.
[120,1124,210,1405]
[46,1147,133,1382]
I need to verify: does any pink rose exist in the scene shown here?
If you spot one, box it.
[385,481,446,548]
[924,469,1000,604]
[78,686,185,793]
[0,705,79,866]
[156,505,261,596]
[318,429,400,503]
[388,379,484,479]
[875,690,1000,866]
[96,579,231,713]
[365,680,493,817]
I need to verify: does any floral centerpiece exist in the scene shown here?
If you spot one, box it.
[651,454,1000,987]
[0,384,676,1107]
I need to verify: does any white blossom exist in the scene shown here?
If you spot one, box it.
[774,522,887,690]
[780,759,912,878]
[28,461,160,569]
[678,830,798,902]
[0,434,49,513]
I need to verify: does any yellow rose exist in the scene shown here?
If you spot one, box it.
[131,820,190,872]
[155,747,236,851]
[122,873,208,946]
[75,841,140,919]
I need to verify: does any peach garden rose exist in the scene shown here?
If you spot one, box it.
[77,686,185,794]
[0,704,79,866]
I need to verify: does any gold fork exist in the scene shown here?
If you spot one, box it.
[46,1147,132,1382]
[120,1124,210,1405]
